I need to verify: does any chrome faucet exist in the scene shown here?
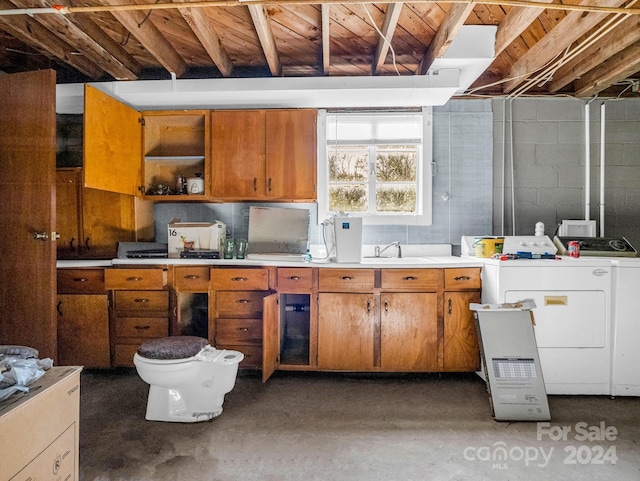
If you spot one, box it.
[374,241,402,258]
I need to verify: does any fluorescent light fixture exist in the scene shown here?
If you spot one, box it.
[429,25,497,94]
[57,71,461,114]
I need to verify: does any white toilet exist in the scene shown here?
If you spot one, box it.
[133,336,244,423]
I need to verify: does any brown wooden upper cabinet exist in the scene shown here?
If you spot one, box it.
[83,85,210,201]
[211,109,317,202]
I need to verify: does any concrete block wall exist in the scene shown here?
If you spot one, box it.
[493,98,640,249]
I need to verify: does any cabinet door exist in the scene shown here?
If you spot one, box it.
[82,188,137,258]
[265,109,317,200]
[443,291,481,371]
[263,293,279,382]
[56,169,82,258]
[318,293,375,370]
[211,110,266,199]
[57,294,110,368]
[380,293,439,371]
[84,85,142,196]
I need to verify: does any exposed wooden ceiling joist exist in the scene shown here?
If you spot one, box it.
[418,1,475,75]
[0,0,103,78]
[103,0,188,77]
[549,15,640,93]
[502,0,628,94]
[493,0,552,57]
[371,2,403,75]
[176,0,234,76]
[8,0,140,80]
[321,4,330,75]
[248,4,282,76]
[574,40,640,97]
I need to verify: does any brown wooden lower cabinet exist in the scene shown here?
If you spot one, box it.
[55,265,480,373]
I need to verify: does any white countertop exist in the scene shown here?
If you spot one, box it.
[57,244,483,269]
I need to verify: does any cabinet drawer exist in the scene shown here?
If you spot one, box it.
[105,268,167,290]
[210,268,269,290]
[216,318,262,344]
[115,290,169,312]
[277,268,314,291]
[216,291,266,316]
[57,268,105,294]
[318,269,375,291]
[173,266,210,291]
[217,344,262,368]
[445,268,481,290]
[116,317,169,338]
[381,269,443,291]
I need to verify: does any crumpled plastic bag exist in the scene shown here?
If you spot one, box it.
[0,357,53,401]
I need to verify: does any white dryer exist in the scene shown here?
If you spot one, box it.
[481,256,613,395]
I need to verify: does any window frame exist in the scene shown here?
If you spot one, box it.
[317,107,433,226]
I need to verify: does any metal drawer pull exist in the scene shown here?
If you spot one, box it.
[134,325,151,330]
[289,276,301,281]
[236,299,251,304]
[126,276,143,282]
[184,275,201,280]
[134,298,150,303]
[454,276,472,281]
[402,276,417,281]
[73,277,89,282]
[238,327,249,332]
[341,276,353,280]
[231,277,248,282]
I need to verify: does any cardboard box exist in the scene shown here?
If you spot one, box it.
[167,219,226,258]
[0,366,82,480]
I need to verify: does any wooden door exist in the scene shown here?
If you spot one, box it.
[443,291,481,371]
[211,110,265,199]
[57,294,110,368]
[56,168,82,258]
[0,70,57,359]
[265,109,317,201]
[84,85,142,196]
[317,293,375,370]
[380,292,439,371]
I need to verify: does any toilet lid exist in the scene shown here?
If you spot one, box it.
[137,336,208,360]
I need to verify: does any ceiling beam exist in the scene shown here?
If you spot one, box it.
[494,0,552,57]
[549,15,640,93]
[0,0,102,78]
[574,40,640,97]
[8,0,141,80]
[371,3,403,75]
[247,4,282,76]
[176,0,234,76]
[418,2,476,75]
[502,0,628,93]
[102,0,188,77]
[321,4,330,75]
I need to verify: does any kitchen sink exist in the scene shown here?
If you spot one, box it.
[360,256,436,264]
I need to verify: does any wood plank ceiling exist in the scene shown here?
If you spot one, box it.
[0,0,639,98]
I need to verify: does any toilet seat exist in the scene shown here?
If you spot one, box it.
[137,336,208,361]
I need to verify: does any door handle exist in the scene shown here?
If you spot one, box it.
[32,231,48,241]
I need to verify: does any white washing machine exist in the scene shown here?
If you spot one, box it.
[610,257,640,397]
[481,256,613,395]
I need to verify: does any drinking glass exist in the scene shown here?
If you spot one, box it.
[235,239,248,259]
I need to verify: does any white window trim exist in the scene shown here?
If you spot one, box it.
[316,107,433,226]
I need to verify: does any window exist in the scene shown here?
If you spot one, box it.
[317,108,432,225]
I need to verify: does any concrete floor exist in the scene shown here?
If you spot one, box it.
[79,369,640,481]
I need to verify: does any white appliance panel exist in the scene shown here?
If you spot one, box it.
[611,260,640,396]
[504,290,606,348]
